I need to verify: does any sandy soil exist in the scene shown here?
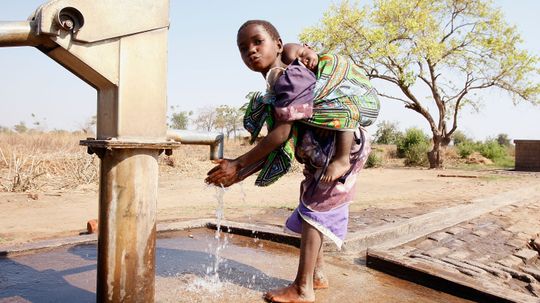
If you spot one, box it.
[1,166,538,247]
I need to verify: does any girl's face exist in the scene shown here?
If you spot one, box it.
[237,24,283,75]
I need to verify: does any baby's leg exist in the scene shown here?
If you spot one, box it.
[322,131,354,182]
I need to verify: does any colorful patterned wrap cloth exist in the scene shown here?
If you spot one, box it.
[242,54,380,186]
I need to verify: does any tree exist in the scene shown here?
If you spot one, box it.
[0,125,11,133]
[215,105,243,139]
[14,121,28,133]
[80,115,97,134]
[451,130,473,146]
[496,133,511,146]
[300,0,540,168]
[169,106,192,130]
[373,120,402,144]
[193,106,217,132]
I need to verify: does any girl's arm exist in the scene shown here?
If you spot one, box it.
[236,120,292,169]
[205,120,293,186]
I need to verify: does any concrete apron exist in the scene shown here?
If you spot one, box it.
[1,185,539,302]
[0,228,468,303]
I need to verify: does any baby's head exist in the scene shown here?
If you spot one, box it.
[237,20,283,75]
[282,43,318,71]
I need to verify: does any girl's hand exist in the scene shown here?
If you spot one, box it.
[205,159,241,187]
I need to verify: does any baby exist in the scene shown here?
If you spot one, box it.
[266,43,356,183]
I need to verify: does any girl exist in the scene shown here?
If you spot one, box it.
[206,20,372,303]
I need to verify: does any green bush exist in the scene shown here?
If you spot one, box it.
[365,151,383,168]
[404,141,430,166]
[451,130,472,146]
[456,139,508,161]
[373,121,403,145]
[397,128,429,158]
[478,140,507,160]
[456,141,478,158]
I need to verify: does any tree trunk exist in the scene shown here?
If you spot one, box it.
[428,136,442,169]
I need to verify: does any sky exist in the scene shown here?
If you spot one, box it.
[0,0,539,141]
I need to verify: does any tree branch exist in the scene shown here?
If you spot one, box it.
[378,93,413,106]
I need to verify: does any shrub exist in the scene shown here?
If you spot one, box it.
[496,133,511,147]
[365,151,383,168]
[451,130,472,146]
[456,141,478,158]
[456,139,508,162]
[397,128,429,158]
[478,140,507,160]
[373,121,403,145]
[404,141,430,166]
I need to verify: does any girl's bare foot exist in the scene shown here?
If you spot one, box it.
[321,158,350,182]
[264,284,315,303]
[313,269,329,290]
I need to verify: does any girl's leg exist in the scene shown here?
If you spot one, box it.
[313,244,329,289]
[264,220,321,303]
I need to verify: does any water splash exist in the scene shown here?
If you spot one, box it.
[207,185,228,283]
[238,182,262,246]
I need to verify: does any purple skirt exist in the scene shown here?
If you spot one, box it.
[284,128,371,249]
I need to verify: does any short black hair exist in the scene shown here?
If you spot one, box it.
[237,20,281,41]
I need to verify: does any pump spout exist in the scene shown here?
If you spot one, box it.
[167,129,224,160]
[0,21,46,47]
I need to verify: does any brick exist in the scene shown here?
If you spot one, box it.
[521,267,540,282]
[493,264,536,283]
[491,210,506,217]
[532,237,540,253]
[472,228,494,237]
[513,248,538,263]
[462,260,512,281]
[459,234,481,243]
[428,232,451,242]
[496,255,523,268]
[446,226,466,235]
[415,239,437,251]
[499,206,515,213]
[475,255,492,263]
[422,247,451,258]
[447,250,470,260]
[505,238,526,249]
[516,232,532,240]
[87,219,98,234]
[446,239,466,249]
[391,246,417,257]
[526,283,540,297]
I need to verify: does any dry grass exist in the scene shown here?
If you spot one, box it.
[0,132,98,192]
[2,132,506,192]
[0,133,271,192]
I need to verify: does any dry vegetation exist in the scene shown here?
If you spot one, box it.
[0,132,510,193]
[0,132,295,192]
[0,132,98,192]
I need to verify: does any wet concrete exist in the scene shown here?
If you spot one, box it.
[0,228,471,303]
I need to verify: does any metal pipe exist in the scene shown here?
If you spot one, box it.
[0,21,44,47]
[167,129,224,160]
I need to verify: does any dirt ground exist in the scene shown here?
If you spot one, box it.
[1,166,538,247]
